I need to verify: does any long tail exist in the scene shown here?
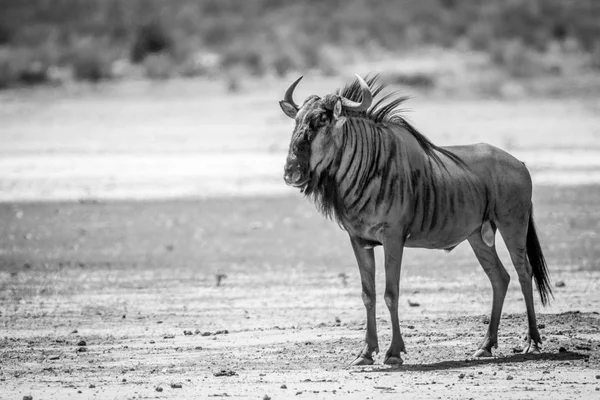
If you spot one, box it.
[526,213,553,306]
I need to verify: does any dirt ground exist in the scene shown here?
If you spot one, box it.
[1,186,599,399]
[1,79,599,399]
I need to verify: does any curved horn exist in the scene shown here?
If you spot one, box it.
[283,76,303,110]
[340,74,372,112]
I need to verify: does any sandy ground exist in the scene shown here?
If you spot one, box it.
[1,190,599,399]
[1,79,599,399]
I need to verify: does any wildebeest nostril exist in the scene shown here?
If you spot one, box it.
[290,171,302,183]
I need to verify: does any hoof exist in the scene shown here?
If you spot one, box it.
[522,342,541,355]
[383,356,404,366]
[473,348,493,358]
[350,356,374,366]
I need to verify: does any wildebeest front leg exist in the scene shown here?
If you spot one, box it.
[382,237,406,365]
[349,237,378,366]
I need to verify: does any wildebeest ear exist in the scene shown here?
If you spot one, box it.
[279,101,297,119]
[332,116,347,147]
[333,98,342,120]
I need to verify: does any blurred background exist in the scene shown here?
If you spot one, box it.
[1,0,600,200]
[1,0,600,93]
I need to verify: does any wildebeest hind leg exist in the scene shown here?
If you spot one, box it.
[349,237,379,366]
[501,226,542,354]
[468,230,510,357]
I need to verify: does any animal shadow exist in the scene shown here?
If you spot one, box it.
[359,351,588,373]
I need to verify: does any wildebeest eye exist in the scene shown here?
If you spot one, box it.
[311,113,329,129]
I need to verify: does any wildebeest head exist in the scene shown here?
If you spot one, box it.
[280,75,372,189]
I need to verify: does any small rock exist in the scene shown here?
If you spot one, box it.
[89,384,95,388]
[77,391,82,394]
[263,396,271,400]
[214,370,238,377]
[458,373,465,379]
[71,330,78,334]
[122,378,126,382]
[507,375,514,380]
[201,332,212,337]
[183,330,193,336]
[559,346,567,353]
[76,347,87,353]
[595,374,600,379]
[281,384,287,389]
[482,317,490,325]
[407,300,420,307]
[538,323,545,329]
[77,340,87,346]
[163,334,175,339]
[406,325,415,329]
[155,386,163,392]
[555,280,566,288]
[149,340,155,344]
[171,383,183,389]
[23,396,33,400]
[215,330,229,335]
[215,273,227,287]
[49,355,60,360]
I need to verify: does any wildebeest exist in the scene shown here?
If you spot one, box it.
[279,75,552,366]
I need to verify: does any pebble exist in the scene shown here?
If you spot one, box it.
[559,346,567,353]
[281,384,287,389]
[171,383,183,389]
[23,396,33,400]
[507,375,514,380]
[214,370,238,377]
[155,386,163,392]
[89,384,95,388]
[458,373,465,379]
[77,340,87,346]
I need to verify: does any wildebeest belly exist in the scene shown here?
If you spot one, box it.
[404,168,487,249]
[403,218,480,249]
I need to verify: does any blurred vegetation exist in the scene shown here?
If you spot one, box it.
[0,0,599,90]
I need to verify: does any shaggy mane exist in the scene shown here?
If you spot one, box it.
[335,75,464,166]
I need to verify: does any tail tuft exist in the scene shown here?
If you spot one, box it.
[527,213,553,306]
